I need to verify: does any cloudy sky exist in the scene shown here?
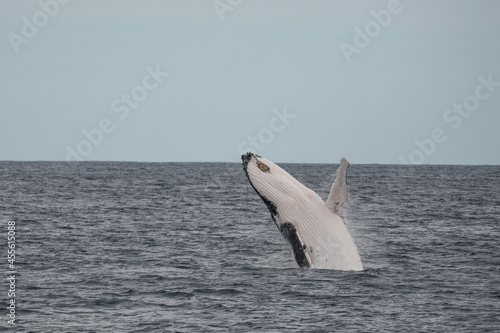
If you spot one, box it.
[1,0,499,164]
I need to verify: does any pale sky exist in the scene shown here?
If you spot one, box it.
[1,0,499,164]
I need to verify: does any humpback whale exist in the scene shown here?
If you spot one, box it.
[242,152,363,270]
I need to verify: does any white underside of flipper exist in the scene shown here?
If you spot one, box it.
[242,153,363,271]
[326,157,350,216]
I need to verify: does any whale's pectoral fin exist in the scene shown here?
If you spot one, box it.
[279,222,310,268]
[325,157,350,215]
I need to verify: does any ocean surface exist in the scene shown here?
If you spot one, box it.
[1,161,499,332]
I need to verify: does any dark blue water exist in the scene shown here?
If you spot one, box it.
[1,162,499,332]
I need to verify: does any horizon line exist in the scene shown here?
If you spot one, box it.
[0,159,498,167]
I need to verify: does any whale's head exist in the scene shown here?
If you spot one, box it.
[241,152,323,221]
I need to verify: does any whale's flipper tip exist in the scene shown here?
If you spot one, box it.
[340,157,350,169]
[325,158,350,215]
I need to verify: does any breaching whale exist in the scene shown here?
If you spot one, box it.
[242,152,363,270]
